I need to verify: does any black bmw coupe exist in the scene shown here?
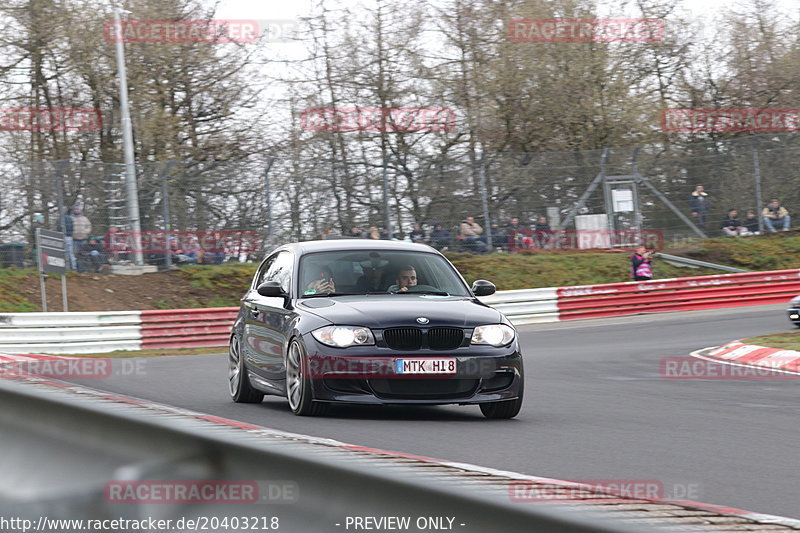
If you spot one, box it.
[228,240,523,418]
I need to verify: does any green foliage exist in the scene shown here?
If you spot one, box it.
[674,233,800,271]
[446,251,720,290]
[741,331,800,350]
[0,268,38,312]
[178,263,256,291]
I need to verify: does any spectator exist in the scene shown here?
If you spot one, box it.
[205,232,226,264]
[690,185,711,232]
[81,237,107,273]
[505,217,531,251]
[490,221,507,252]
[630,247,653,281]
[70,204,92,272]
[56,207,75,270]
[742,210,760,235]
[409,223,426,244]
[348,227,364,239]
[720,209,749,236]
[105,226,131,263]
[458,216,487,254]
[762,199,791,232]
[175,238,200,264]
[379,227,391,240]
[430,223,451,250]
[367,226,381,240]
[533,215,553,249]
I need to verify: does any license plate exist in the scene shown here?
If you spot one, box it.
[395,358,456,375]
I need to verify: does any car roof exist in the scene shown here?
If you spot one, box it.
[272,239,441,256]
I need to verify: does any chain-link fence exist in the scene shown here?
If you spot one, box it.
[1,133,798,268]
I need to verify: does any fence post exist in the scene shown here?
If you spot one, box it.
[159,161,175,269]
[478,153,492,249]
[382,155,392,238]
[263,158,276,250]
[752,137,764,234]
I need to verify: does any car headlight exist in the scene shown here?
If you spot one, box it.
[311,326,375,348]
[471,324,515,346]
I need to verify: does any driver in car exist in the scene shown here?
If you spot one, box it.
[388,266,417,292]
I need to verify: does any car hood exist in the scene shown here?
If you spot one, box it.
[298,294,504,328]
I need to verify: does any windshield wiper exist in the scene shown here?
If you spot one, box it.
[390,290,450,296]
[301,292,354,298]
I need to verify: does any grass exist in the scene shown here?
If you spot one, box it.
[0,268,37,312]
[446,250,720,290]
[2,232,800,312]
[740,330,800,351]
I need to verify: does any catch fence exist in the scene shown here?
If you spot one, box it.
[1,133,798,267]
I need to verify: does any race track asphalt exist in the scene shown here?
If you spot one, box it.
[66,303,800,519]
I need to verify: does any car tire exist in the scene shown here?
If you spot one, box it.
[229,334,264,403]
[286,338,328,417]
[479,378,523,419]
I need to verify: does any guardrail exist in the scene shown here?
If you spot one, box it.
[1,269,798,354]
[0,308,237,354]
[0,378,651,533]
[556,269,800,320]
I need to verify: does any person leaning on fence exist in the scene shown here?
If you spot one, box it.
[690,185,711,232]
[762,199,791,232]
[630,247,653,281]
[720,209,750,237]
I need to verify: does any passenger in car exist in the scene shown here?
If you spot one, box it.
[305,265,336,293]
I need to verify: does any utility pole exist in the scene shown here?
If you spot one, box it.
[112,7,144,265]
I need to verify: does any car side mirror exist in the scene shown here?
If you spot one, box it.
[257,281,286,298]
[472,279,496,296]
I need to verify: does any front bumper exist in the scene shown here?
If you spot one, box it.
[788,307,800,326]
[302,334,523,405]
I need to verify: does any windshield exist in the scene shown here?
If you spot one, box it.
[298,250,471,297]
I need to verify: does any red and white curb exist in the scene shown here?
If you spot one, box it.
[3,354,800,531]
[692,341,800,376]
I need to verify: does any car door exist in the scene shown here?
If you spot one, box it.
[242,251,295,382]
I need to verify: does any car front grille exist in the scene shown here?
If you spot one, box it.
[428,327,464,350]
[383,328,422,350]
[382,327,464,350]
